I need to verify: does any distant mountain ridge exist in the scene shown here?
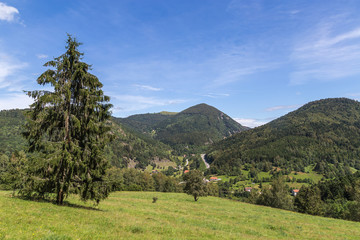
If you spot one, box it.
[206,98,360,175]
[117,103,249,150]
[0,103,247,168]
[0,109,173,169]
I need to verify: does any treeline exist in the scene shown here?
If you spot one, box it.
[207,98,360,176]
[0,151,218,197]
[106,168,183,192]
[295,172,360,221]
[215,172,360,222]
[0,109,179,170]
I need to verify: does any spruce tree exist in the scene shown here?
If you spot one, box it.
[22,35,112,205]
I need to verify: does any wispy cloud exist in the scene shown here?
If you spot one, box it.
[266,104,300,112]
[36,54,48,59]
[0,93,33,110]
[202,93,230,98]
[133,84,162,91]
[347,92,360,97]
[102,42,279,95]
[0,2,19,22]
[0,53,28,89]
[206,46,280,88]
[346,93,360,101]
[289,10,300,15]
[234,118,270,128]
[291,18,360,84]
[111,94,186,114]
[227,0,262,14]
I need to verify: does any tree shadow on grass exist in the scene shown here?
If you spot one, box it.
[13,194,104,211]
[58,201,104,211]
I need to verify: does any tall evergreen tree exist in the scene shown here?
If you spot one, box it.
[22,35,112,205]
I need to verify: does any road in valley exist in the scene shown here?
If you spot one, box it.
[200,154,210,169]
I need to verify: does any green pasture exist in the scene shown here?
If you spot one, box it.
[1,191,360,239]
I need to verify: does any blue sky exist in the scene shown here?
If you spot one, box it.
[1,0,360,127]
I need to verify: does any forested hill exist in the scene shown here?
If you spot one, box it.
[0,109,173,169]
[206,98,360,175]
[0,109,27,155]
[116,103,248,152]
[154,103,248,147]
[113,112,175,134]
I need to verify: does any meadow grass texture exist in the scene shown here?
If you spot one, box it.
[0,191,360,239]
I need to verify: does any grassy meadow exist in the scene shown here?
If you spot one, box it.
[1,191,360,240]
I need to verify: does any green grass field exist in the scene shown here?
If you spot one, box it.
[1,191,360,239]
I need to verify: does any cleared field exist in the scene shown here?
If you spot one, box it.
[0,191,359,239]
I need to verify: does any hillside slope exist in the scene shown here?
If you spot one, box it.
[207,98,360,175]
[113,112,174,134]
[0,109,174,168]
[1,191,359,239]
[154,103,248,147]
[0,109,27,155]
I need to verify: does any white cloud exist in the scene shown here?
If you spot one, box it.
[36,54,48,59]
[111,94,186,113]
[206,46,280,88]
[291,20,360,84]
[227,0,262,13]
[0,93,33,110]
[266,104,300,112]
[347,93,360,97]
[0,53,27,88]
[289,10,300,15]
[202,93,230,98]
[0,2,19,22]
[133,84,162,91]
[234,118,270,128]
[102,42,279,94]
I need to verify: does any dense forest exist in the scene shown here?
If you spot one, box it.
[206,98,360,176]
[0,104,246,170]
[118,103,248,153]
[2,98,360,222]
[0,109,175,169]
[0,109,27,155]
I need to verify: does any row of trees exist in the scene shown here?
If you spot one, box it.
[219,173,360,222]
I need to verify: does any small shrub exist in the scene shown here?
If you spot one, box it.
[152,197,158,203]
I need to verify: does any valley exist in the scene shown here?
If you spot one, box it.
[2,97,360,227]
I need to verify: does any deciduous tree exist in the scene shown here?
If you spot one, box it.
[183,170,208,201]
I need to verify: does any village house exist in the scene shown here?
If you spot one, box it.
[245,187,252,192]
[292,189,300,196]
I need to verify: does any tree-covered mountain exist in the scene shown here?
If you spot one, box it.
[155,103,248,146]
[117,103,248,152]
[0,109,174,169]
[113,112,175,134]
[106,119,175,169]
[206,98,360,176]
[0,109,27,155]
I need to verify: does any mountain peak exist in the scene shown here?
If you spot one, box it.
[180,103,223,115]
